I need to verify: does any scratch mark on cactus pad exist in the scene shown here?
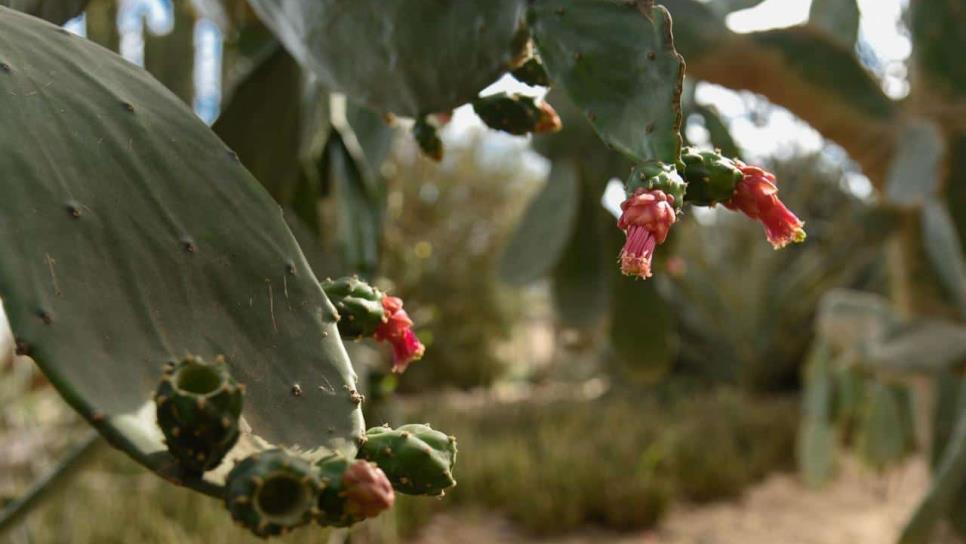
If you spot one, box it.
[267,282,277,333]
[44,253,61,296]
[318,376,335,395]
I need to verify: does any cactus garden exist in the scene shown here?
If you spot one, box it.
[0,0,963,543]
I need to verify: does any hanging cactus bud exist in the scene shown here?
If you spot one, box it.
[680,147,744,206]
[511,57,551,87]
[225,449,321,537]
[321,277,425,374]
[316,455,395,527]
[725,161,807,249]
[618,162,685,279]
[155,355,243,473]
[472,92,562,136]
[358,424,457,496]
[321,276,386,339]
[412,116,444,162]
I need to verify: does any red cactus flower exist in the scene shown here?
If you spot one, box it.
[374,296,425,374]
[617,189,677,279]
[725,162,806,249]
[343,460,395,518]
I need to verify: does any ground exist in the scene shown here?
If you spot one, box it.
[411,458,930,544]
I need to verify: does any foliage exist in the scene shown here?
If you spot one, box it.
[379,133,539,390]
[395,387,798,536]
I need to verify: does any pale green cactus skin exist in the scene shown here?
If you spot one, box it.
[359,424,457,496]
[320,276,386,339]
[624,161,688,213]
[155,356,243,474]
[680,147,743,206]
[224,449,321,537]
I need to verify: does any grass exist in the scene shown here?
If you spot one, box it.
[394,386,799,537]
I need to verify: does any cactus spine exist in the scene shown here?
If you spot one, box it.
[225,449,321,537]
[358,424,457,496]
[154,356,243,473]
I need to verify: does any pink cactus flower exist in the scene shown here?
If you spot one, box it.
[726,162,806,249]
[343,460,395,519]
[374,296,425,374]
[617,189,677,279]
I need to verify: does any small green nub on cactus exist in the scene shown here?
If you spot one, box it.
[225,449,321,537]
[320,276,386,339]
[624,161,688,213]
[316,455,395,527]
[412,116,444,162]
[155,355,243,473]
[511,57,551,87]
[472,92,562,136]
[358,424,457,496]
[679,147,743,206]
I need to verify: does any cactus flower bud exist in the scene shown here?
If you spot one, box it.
[343,460,395,518]
[472,92,561,135]
[374,296,425,374]
[617,189,677,279]
[725,162,806,249]
[322,277,425,373]
[316,456,394,527]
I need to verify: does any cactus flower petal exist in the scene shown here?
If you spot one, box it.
[374,296,425,373]
[725,163,806,249]
[617,189,677,279]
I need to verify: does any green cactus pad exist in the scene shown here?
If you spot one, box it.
[412,116,444,162]
[246,0,528,116]
[472,92,560,136]
[624,161,688,212]
[0,6,363,495]
[320,276,386,339]
[155,356,243,474]
[680,147,743,206]
[225,449,321,537]
[511,57,551,87]
[358,424,457,496]
[529,0,685,164]
[0,0,88,24]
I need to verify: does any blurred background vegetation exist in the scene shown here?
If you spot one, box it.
[1,0,964,543]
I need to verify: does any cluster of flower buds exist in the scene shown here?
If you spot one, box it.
[614,147,806,279]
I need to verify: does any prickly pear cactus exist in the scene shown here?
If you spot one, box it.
[472,92,561,136]
[320,276,386,339]
[625,161,688,212]
[225,449,321,537]
[679,146,743,206]
[0,0,88,24]
[359,424,457,496]
[316,454,394,527]
[246,0,529,116]
[511,56,551,87]
[529,0,685,163]
[412,116,444,162]
[155,356,243,474]
[0,6,362,494]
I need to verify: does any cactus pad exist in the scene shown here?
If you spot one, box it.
[225,449,321,537]
[358,424,457,496]
[680,147,743,206]
[246,0,529,116]
[529,0,685,163]
[321,276,386,339]
[155,356,243,474]
[0,6,363,495]
[625,161,688,213]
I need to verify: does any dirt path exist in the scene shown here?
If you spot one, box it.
[411,458,930,544]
